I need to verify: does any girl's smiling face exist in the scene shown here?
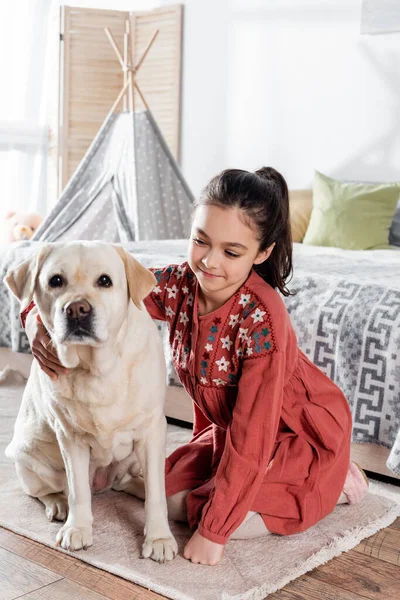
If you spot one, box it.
[188,204,273,311]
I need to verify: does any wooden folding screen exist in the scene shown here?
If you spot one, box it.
[54,4,183,193]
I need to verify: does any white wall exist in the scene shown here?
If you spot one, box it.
[63,0,400,195]
[161,0,400,195]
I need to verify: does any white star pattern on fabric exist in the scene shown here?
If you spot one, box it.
[213,378,226,386]
[200,377,207,384]
[152,285,161,295]
[166,284,178,298]
[216,356,230,372]
[165,306,175,317]
[251,308,266,323]
[182,285,189,294]
[236,348,243,357]
[239,293,251,307]
[180,311,189,325]
[176,266,184,279]
[221,335,233,350]
[239,327,248,342]
[187,293,194,306]
[229,313,240,328]
[205,343,213,352]
[174,330,182,341]
[247,347,253,356]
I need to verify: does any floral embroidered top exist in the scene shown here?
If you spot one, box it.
[144,262,352,544]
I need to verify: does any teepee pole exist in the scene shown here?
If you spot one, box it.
[107,77,130,117]
[134,82,149,111]
[104,28,125,69]
[123,24,129,111]
[105,24,160,114]
[135,30,159,73]
[126,20,134,112]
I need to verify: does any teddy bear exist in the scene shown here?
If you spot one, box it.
[3,211,44,242]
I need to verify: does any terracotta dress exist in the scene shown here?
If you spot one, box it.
[144,263,352,545]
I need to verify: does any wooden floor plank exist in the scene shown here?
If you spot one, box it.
[20,577,111,599]
[0,546,62,600]
[354,525,400,566]
[308,550,400,600]
[2,520,400,600]
[270,573,374,600]
[0,528,163,600]
[389,517,400,530]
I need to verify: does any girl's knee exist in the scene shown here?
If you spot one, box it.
[166,489,191,522]
[231,512,270,540]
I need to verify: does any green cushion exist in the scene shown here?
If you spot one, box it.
[303,171,400,250]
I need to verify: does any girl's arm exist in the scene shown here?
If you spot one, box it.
[198,349,286,545]
[142,265,183,321]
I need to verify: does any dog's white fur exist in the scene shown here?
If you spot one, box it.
[4,242,177,561]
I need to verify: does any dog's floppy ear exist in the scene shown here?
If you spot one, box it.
[114,246,156,309]
[4,245,52,310]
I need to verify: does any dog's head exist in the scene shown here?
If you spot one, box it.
[5,242,156,347]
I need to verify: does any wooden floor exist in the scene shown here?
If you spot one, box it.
[0,516,399,600]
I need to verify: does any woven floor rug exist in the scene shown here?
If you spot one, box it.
[1,374,400,600]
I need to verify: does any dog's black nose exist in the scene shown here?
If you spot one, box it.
[65,300,92,321]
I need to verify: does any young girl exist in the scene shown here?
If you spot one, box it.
[24,166,368,566]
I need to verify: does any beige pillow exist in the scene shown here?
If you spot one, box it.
[289,190,313,242]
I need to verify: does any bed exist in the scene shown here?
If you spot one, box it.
[1,239,400,479]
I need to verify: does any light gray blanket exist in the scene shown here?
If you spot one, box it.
[1,241,400,475]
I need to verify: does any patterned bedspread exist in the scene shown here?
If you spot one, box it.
[1,240,400,475]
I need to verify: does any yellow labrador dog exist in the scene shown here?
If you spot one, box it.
[4,242,177,562]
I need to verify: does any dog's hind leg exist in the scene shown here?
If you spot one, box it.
[40,492,68,522]
[15,460,68,521]
[111,451,145,498]
[112,474,145,499]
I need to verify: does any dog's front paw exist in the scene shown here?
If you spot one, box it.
[142,535,178,562]
[56,523,93,551]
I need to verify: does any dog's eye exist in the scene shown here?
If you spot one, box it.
[49,275,64,288]
[97,274,112,288]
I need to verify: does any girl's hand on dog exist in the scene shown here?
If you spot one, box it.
[26,309,69,380]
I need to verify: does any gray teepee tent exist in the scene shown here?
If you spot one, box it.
[32,25,193,244]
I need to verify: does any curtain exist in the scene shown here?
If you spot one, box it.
[0,0,55,219]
